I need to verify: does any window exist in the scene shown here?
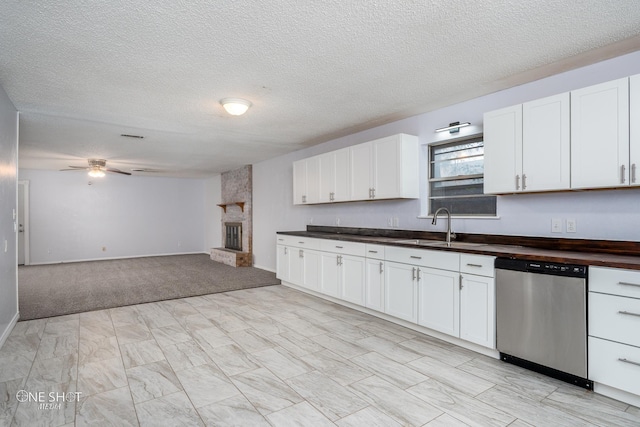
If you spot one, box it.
[428,135,496,216]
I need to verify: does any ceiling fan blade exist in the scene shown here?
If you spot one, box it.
[59,168,87,171]
[106,168,132,176]
[66,165,88,169]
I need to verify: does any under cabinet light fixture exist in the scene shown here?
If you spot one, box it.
[220,98,252,116]
[435,121,471,133]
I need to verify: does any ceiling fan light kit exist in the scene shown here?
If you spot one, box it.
[220,98,251,116]
[60,159,132,176]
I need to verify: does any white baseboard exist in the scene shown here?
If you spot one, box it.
[252,264,276,273]
[594,383,640,408]
[0,312,19,350]
[27,252,207,266]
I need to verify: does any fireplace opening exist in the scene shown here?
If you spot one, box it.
[225,222,242,251]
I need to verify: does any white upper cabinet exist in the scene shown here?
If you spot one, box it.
[484,93,570,194]
[571,77,630,189]
[293,156,321,205]
[522,93,571,192]
[630,74,640,186]
[293,133,418,205]
[319,148,350,203]
[484,105,522,194]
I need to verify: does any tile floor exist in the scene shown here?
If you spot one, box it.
[0,285,638,426]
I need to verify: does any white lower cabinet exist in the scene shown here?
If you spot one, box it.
[418,267,460,337]
[384,261,418,323]
[588,266,640,404]
[276,235,497,351]
[460,273,495,348]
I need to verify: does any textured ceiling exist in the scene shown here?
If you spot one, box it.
[1,1,640,178]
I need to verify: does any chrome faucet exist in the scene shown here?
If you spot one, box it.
[432,207,456,247]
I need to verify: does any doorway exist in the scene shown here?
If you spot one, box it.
[18,180,29,265]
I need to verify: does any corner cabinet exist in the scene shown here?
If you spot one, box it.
[293,133,419,205]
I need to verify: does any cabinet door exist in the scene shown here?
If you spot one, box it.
[292,160,307,205]
[631,74,640,186]
[522,92,570,191]
[372,136,400,199]
[276,245,290,282]
[418,268,460,337]
[302,249,321,291]
[484,105,522,194]
[340,255,366,306]
[365,258,385,312]
[320,252,340,297]
[460,274,495,348]
[305,156,321,203]
[349,142,373,200]
[571,78,630,189]
[333,148,350,202]
[384,262,418,323]
[319,152,335,203]
[289,248,304,286]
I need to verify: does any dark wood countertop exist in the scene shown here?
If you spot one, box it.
[277,226,640,271]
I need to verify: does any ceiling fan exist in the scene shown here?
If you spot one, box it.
[60,159,131,177]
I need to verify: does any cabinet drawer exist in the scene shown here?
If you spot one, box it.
[460,254,495,277]
[276,235,298,246]
[365,244,385,260]
[385,246,459,271]
[589,336,640,396]
[589,292,640,347]
[277,236,321,250]
[590,266,640,299]
[320,239,365,257]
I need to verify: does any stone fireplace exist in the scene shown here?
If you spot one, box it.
[210,165,252,267]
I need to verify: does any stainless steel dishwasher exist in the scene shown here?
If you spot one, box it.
[495,258,593,389]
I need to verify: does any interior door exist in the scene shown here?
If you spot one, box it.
[18,181,28,265]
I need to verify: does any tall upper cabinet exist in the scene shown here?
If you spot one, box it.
[484,92,570,194]
[571,78,629,189]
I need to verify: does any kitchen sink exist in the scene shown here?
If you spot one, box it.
[393,239,488,249]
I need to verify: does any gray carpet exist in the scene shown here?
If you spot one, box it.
[18,254,280,320]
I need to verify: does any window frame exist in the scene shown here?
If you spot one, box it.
[424,133,497,218]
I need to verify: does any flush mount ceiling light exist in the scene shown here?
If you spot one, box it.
[435,121,471,133]
[220,98,252,116]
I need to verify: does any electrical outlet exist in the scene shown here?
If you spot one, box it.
[566,219,577,233]
[3,239,7,253]
[308,217,314,224]
[551,218,563,233]
[335,217,341,226]
[393,217,399,228]
[102,246,107,252]
[387,217,393,227]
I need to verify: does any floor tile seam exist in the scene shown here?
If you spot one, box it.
[539,394,637,425]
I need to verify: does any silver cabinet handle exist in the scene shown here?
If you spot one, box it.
[335,246,343,249]
[284,247,287,255]
[336,255,340,266]
[412,267,416,281]
[466,263,483,268]
[379,261,383,274]
[302,195,307,203]
[298,241,305,244]
[632,164,637,184]
[522,174,527,190]
[371,188,375,198]
[621,164,626,184]
[278,238,284,242]
[410,256,422,260]
[618,358,640,367]
[459,275,463,290]
[515,175,520,190]
[329,192,334,201]
[299,249,303,258]
[417,268,421,281]
[618,310,640,318]
[368,250,378,254]
[619,281,640,288]
[339,255,343,266]
[368,188,372,198]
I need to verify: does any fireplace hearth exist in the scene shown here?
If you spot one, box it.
[225,222,242,251]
